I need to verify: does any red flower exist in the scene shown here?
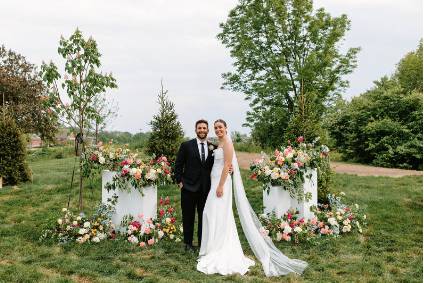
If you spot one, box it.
[348,215,354,220]
[120,160,128,166]
[171,217,176,223]
[130,221,141,230]
[164,168,170,175]
[159,197,164,205]
[167,207,174,214]
[164,196,170,205]
[159,209,165,217]
[121,168,129,176]
[299,218,305,223]
[90,154,98,161]
[296,136,304,143]
[287,213,292,220]
[250,173,257,180]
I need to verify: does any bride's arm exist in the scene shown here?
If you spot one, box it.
[216,139,233,197]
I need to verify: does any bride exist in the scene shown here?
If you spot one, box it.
[196,119,308,277]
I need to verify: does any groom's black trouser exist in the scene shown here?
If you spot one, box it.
[181,188,208,247]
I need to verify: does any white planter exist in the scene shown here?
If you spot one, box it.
[263,168,318,220]
[101,170,157,227]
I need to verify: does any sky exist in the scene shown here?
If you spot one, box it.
[1,0,422,137]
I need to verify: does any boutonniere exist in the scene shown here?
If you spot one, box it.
[208,144,215,151]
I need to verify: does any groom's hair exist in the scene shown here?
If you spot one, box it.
[195,119,209,128]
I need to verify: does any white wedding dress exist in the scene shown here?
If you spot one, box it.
[197,147,308,277]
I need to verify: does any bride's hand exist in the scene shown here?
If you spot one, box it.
[216,185,224,197]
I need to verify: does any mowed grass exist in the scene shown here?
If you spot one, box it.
[0,157,422,282]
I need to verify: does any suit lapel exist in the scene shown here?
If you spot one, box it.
[191,139,202,163]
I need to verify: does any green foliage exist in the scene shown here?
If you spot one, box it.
[218,0,359,147]
[395,40,423,93]
[0,45,58,142]
[317,156,332,204]
[0,116,31,185]
[146,82,184,159]
[98,131,150,149]
[328,42,423,170]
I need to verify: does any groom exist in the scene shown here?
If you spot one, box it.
[175,119,216,251]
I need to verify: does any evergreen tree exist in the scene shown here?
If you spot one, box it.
[0,116,32,185]
[146,81,184,159]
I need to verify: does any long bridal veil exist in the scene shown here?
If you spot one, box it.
[231,150,308,276]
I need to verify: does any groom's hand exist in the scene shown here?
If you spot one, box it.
[178,182,183,190]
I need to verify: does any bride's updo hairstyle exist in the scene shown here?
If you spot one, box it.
[214,119,227,127]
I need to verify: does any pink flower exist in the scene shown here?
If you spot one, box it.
[147,238,155,245]
[318,221,324,228]
[139,242,146,247]
[282,233,291,241]
[310,217,318,225]
[144,227,151,234]
[146,218,153,224]
[296,161,304,167]
[138,213,144,219]
[283,146,293,157]
[121,168,129,176]
[296,136,304,143]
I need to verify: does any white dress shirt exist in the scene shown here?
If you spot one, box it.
[196,138,208,160]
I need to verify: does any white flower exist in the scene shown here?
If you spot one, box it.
[76,237,85,244]
[259,227,269,237]
[283,226,292,234]
[98,233,106,240]
[83,222,91,228]
[66,225,71,231]
[128,235,139,244]
[109,152,115,159]
[276,232,282,242]
[61,208,67,212]
[363,214,367,220]
[169,234,175,240]
[355,203,359,209]
[291,162,299,170]
[342,225,351,233]
[175,237,181,242]
[57,219,63,225]
[99,156,105,164]
[264,168,272,176]
[337,215,343,221]
[340,191,346,196]
[343,219,350,225]
[270,172,279,180]
[92,236,100,243]
[328,217,338,226]
[146,169,157,180]
[179,226,183,233]
[78,228,88,235]
[165,218,171,224]
[294,227,302,233]
[158,230,164,239]
[76,216,82,221]
[130,168,137,175]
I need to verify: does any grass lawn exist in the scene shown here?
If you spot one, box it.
[0,157,422,282]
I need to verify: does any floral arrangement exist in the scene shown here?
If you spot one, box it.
[105,155,173,195]
[41,195,183,247]
[250,136,329,201]
[121,196,183,247]
[82,141,131,176]
[40,196,117,244]
[258,192,367,244]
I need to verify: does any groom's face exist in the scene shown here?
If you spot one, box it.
[196,123,209,140]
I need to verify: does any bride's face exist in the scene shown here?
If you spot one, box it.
[214,122,227,138]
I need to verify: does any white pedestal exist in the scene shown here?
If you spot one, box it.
[101,170,157,227]
[263,169,317,220]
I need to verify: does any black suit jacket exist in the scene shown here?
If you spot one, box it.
[174,139,216,193]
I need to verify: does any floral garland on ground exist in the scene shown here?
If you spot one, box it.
[40,196,183,247]
[40,195,118,244]
[250,136,330,201]
[258,192,367,244]
[123,196,183,247]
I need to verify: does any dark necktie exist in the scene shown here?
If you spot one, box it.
[200,142,205,163]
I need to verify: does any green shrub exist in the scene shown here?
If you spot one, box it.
[0,117,32,185]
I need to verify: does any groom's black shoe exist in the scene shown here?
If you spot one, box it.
[184,243,196,252]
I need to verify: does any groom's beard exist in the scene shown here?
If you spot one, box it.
[196,132,207,140]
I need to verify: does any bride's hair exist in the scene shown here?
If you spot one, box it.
[214,119,227,127]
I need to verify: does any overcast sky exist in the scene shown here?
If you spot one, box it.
[1,0,422,137]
